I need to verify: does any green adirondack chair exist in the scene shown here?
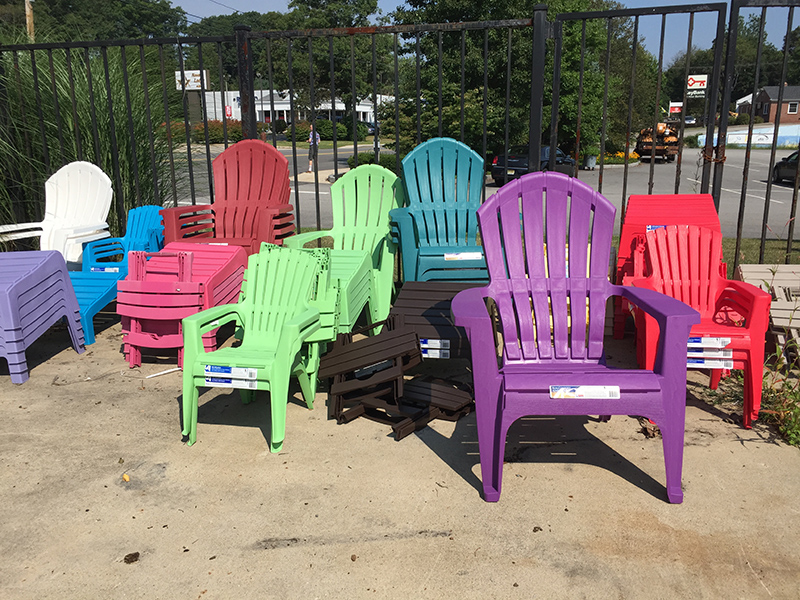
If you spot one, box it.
[181,245,321,452]
[284,163,403,329]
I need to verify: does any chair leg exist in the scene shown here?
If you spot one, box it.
[240,389,255,404]
[182,378,200,446]
[658,417,686,504]
[268,372,291,453]
[743,352,764,429]
[709,368,722,390]
[475,382,504,502]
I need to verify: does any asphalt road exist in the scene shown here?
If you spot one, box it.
[177,144,799,239]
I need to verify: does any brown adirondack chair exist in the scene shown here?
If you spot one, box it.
[160,140,294,253]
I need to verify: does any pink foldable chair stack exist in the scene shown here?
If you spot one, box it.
[116,242,247,367]
[0,251,85,383]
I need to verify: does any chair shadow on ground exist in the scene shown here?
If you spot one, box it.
[0,323,82,379]
[177,381,312,448]
[415,411,672,502]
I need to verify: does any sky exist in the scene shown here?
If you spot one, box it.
[173,0,799,65]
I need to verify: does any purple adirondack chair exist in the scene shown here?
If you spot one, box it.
[451,172,700,503]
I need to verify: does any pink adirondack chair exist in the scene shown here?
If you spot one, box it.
[116,243,247,367]
[160,140,294,253]
[451,172,700,503]
[630,225,771,429]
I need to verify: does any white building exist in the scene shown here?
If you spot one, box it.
[203,90,392,124]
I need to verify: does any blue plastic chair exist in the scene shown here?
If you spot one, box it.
[390,137,488,282]
[68,205,164,344]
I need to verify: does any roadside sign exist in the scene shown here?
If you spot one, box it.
[669,101,683,114]
[687,74,708,90]
[175,70,209,91]
[225,105,232,118]
[686,89,706,98]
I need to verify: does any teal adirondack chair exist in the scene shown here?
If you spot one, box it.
[68,205,164,344]
[284,163,403,328]
[181,245,321,452]
[390,137,488,282]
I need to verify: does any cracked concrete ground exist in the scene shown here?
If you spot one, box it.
[2,315,799,599]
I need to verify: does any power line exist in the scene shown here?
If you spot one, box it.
[206,0,240,13]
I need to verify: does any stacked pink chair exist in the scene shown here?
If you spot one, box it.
[0,251,85,383]
[116,242,246,367]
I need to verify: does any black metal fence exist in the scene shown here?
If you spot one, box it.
[1,1,799,266]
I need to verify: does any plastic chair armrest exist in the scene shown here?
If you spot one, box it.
[82,237,127,268]
[183,305,243,352]
[283,229,334,248]
[452,286,500,379]
[0,221,43,234]
[277,308,321,356]
[63,222,110,237]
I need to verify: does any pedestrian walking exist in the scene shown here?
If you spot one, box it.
[308,124,320,172]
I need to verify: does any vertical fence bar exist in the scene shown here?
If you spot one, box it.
[733,7,767,273]
[100,46,126,233]
[29,50,50,172]
[12,52,36,218]
[503,27,512,185]
[350,35,358,164]
[415,32,421,146]
[597,19,612,194]
[329,36,339,179]
[706,4,728,202]
[393,32,400,173]
[372,33,379,160]
[64,49,82,161]
[83,47,102,166]
[548,21,562,172]
[46,49,65,163]
[647,14,667,195]
[158,44,178,207]
[308,35,321,232]
[620,16,639,229]
[196,43,214,201]
[482,28,489,200]
[218,42,230,149]
[529,7,547,174]
[287,38,302,230]
[119,46,142,208]
[177,41,197,206]
[675,12,694,195]
[460,29,466,142]
[760,9,793,263]
[784,6,798,263]
[437,31,443,138]
[574,21,587,178]
[138,45,159,205]
[235,25,257,140]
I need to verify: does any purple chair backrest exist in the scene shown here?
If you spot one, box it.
[478,172,615,364]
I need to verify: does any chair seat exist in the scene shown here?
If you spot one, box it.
[187,345,277,373]
[502,364,662,393]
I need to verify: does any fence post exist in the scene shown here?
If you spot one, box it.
[528,5,549,172]
[235,25,257,140]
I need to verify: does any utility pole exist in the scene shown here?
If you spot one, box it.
[25,0,35,42]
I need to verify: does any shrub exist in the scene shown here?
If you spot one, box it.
[273,119,288,134]
[684,134,700,148]
[340,115,368,141]
[292,120,311,142]
[314,119,347,141]
[346,151,403,174]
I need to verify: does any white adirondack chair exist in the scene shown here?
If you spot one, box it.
[0,161,113,265]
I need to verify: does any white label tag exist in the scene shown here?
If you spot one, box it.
[444,252,482,261]
[90,266,119,272]
[204,365,257,379]
[419,338,450,349]
[687,358,734,369]
[550,385,620,399]
[687,337,731,348]
[422,348,450,359]
[687,348,733,359]
[646,225,666,231]
[209,242,229,245]
[204,377,258,389]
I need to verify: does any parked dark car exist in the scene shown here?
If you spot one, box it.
[491,145,575,185]
[684,115,697,126]
[772,151,798,184]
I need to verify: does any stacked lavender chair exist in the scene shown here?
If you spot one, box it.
[0,251,85,383]
[452,172,700,503]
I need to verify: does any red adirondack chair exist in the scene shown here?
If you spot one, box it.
[160,140,294,253]
[452,172,700,503]
[630,225,771,428]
